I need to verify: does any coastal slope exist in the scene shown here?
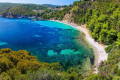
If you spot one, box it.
[52,20,108,73]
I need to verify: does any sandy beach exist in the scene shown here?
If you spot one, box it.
[51,20,108,73]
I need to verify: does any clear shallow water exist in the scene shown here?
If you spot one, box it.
[0,17,94,69]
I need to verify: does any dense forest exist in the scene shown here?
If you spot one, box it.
[42,0,120,46]
[0,48,85,80]
[1,0,120,80]
[0,3,65,18]
[0,3,49,17]
[43,0,120,80]
[0,3,20,14]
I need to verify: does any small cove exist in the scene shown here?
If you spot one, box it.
[0,17,95,69]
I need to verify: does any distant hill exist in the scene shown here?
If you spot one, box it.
[0,3,47,15]
[42,4,59,8]
[0,3,21,14]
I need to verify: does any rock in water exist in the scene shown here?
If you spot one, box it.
[0,41,8,46]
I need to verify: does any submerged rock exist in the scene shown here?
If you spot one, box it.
[0,41,8,46]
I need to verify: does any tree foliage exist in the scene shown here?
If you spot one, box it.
[0,48,62,80]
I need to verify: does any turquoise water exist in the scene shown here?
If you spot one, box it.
[0,17,94,69]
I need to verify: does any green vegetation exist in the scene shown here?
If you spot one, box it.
[0,3,47,16]
[7,4,47,16]
[0,3,66,18]
[87,47,120,80]
[39,5,72,20]
[45,0,120,45]
[0,48,60,79]
[0,48,85,80]
[40,6,72,20]
[39,0,120,79]
[2,48,120,80]
[0,3,20,14]
[105,44,114,53]
[1,0,120,80]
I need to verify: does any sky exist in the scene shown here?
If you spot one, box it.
[0,0,79,5]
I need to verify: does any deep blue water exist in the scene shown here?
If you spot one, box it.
[0,17,94,69]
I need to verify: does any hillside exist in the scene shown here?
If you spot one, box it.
[43,4,59,8]
[0,3,20,14]
[43,0,120,46]
[0,48,86,80]
[0,3,47,16]
[40,0,120,79]
[0,0,120,80]
[0,3,64,18]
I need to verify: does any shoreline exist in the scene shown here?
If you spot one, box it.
[51,20,108,73]
[1,16,108,73]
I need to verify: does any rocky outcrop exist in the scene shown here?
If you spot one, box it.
[63,13,72,22]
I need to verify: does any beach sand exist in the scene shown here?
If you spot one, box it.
[51,20,108,74]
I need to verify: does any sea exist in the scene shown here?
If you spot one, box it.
[0,17,94,69]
